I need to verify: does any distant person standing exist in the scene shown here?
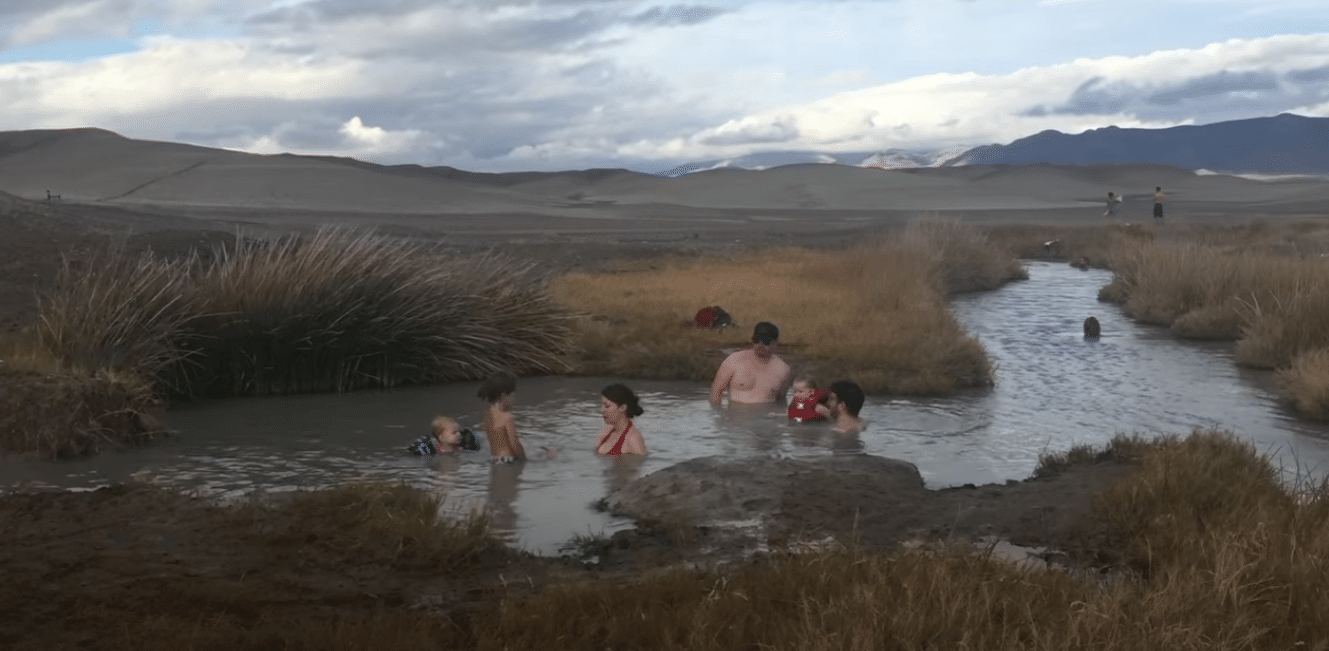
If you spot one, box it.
[1103,192,1122,220]
[1152,186,1167,225]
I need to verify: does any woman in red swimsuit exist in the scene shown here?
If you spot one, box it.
[595,383,647,456]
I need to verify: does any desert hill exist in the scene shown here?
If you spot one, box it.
[1,127,1327,217]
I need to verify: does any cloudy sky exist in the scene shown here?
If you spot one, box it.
[1,0,1327,173]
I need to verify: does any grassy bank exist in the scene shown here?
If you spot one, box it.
[467,430,1329,650]
[14,430,1325,649]
[551,219,1025,394]
[1,227,573,456]
[1098,238,1329,417]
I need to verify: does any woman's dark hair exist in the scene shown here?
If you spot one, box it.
[601,383,644,418]
[477,373,517,403]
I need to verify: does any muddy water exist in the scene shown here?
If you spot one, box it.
[5,261,1329,554]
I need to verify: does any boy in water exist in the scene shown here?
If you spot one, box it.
[787,375,831,422]
[408,415,462,455]
[478,373,526,463]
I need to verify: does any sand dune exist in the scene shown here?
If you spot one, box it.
[2,128,1328,220]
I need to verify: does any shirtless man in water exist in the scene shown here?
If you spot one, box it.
[709,321,795,404]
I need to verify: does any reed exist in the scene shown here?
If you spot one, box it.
[34,248,198,381]
[0,367,161,458]
[26,227,573,398]
[180,228,572,395]
[552,219,1014,394]
[1276,348,1329,420]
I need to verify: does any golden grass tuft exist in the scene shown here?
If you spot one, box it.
[0,366,162,458]
[553,219,1014,394]
[1276,348,1329,420]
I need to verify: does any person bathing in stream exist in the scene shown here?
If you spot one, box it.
[710,321,794,405]
[595,383,647,456]
[787,375,831,422]
[407,415,463,455]
[824,380,866,434]
[478,373,526,463]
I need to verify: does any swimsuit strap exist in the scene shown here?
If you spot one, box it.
[607,421,632,456]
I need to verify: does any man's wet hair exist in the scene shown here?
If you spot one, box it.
[829,380,865,417]
[477,372,517,403]
[752,321,779,344]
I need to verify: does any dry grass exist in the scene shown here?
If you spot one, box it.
[235,482,501,571]
[458,430,1329,650]
[985,222,1155,268]
[1277,348,1329,420]
[180,229,573,395]
[28,227,573,398]
[18,433,1329,649]
[553,219,1018,394]
[1099,241,1325,342]
[1,227,575,456]
[1097,238,1329,417]
[27,483,500,651]
[0,366,162,458]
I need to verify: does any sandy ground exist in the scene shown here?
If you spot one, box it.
[3,130,1328,642]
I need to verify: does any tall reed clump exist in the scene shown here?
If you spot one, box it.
[180,229,572,396]
[10,227,574,456]
[31,227,572,397]
[899,218,1029,293]
[34,249,199,381]
[552,219,1013,394]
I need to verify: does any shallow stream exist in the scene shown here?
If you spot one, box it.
[5,261,1329,555]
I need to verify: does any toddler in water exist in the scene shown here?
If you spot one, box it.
[407,415,462,455]
[787,376,831,422]
[478,373,528,463]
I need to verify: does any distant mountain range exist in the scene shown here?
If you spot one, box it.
[655,113,1329,176]
[653,147,969,177]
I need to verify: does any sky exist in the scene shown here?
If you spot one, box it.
[1,0,1327,173]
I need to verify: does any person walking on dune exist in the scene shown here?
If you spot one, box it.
[1153,187,1167,225]
[1103,192,1122,220]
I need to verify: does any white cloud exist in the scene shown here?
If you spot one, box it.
[0,1,1327,172]
[6,1,129,47]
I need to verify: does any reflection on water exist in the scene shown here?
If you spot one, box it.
[6,261,1329,554]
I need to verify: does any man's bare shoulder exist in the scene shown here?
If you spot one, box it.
[723,349,753,364]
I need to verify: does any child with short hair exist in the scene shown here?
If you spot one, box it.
[478,372,526,463]
[408,415,462,455]
[787,375,831,422]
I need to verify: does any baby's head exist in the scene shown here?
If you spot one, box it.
[431,415,461,446]
[792,375,818,402]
